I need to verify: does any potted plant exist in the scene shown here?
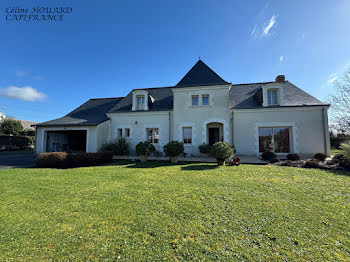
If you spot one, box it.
[163,141,184,163]
[136,141,155,162]
[198,143,211,158]
[210,142,234,166]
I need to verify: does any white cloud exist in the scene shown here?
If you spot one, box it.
[16,70,28,77]
[251,15,277,39]
[280,56,283,62]
[0,86,46,102]
[262,15,276,36]
[327,74,338,83]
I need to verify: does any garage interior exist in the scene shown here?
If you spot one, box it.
[46,130,87,152]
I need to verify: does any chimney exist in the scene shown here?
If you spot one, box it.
[275,75,285,82]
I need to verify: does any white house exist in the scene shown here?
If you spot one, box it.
[34,59,331,157]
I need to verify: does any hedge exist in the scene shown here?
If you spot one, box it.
[0,135,32,151]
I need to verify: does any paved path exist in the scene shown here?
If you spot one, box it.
[0,153,36,170]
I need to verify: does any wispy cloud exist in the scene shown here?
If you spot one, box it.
[32,75,44,81]
[262,15,277,36]
[251,15,277,39]
[280,56,284,62]
[327,74,338,83]
[16,70,28,77]
[0,86,46,102]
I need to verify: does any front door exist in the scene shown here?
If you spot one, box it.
[209,128,220,146]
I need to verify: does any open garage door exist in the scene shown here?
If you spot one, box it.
[46,130,87,152]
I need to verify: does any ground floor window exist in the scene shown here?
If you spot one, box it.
[125,128,130,137]
[147,128,159,144]
[118,128,123,138]
[183,127,192,144]
[259,127,290,153]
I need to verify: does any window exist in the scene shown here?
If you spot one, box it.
[147,128,159,144]
[183,127,192,144]
[125,128,130,137]
[202,95,209,106]
[118,128,123,138]
[137,95,145,110]
[267,90,277,105]
[192,95,199,106]
[259,127,290,153]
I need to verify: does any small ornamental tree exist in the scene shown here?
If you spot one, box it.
[0,118,23,136]
[136,141,155,156]
[210,142,234,166]
[164,141,184,157]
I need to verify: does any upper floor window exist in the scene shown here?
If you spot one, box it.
[192,95,199,106]
[202,94,209,106]
[267,90,277,105]
[147,128,159,144]
[183,127,192,144]
[137,95,145,110]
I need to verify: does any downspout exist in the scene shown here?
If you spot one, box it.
[231,110,234,147]
[322,107,327,155]
[168,112,171,142]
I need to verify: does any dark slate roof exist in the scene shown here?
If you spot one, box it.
[35,97,123,127]
[108,87,173,112]
[229,81,327,109]
[176,60,229,87]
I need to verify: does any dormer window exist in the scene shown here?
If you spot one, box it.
[137,95,145,110]
[267,90,277,105]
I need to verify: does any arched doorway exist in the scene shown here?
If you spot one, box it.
[206,122,223,146]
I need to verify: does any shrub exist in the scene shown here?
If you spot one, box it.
[136,141,155,156]
[333,153,346,162]
[287,153,300,161]
[20,129,35,137]
[261,151,276,161]
[340,141,350,162]
[37,152,68,168]
[270,157,280,163]
[280,160,294,167]
[210,142,234,160]
[0,119,23,135]
[99,137,130,156]
[314,153,327,161]
[36,152,113,168]
[0,135,32,151]
[304,160,320,169]
[163,141,184,157]
[198,143,211,154]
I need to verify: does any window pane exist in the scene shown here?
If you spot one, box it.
[183,127,192,144]
[118,129,122,138]
[192,96,198,106]
[137,96,145,110]
[202,95,209,105]
[267,90,277,105]
[147,128,159,143]
[259,128,273,152]
[273,128,290,153]
[147,129,153,143]
[125,128,130,137]
[154,129,159,144]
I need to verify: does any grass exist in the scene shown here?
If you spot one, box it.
[331,148,344,156]
[0,162,349,261]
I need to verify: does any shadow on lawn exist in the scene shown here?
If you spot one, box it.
[181,164,218,171]
[123,161,185,169]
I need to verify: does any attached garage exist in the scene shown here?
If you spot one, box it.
[46,130,87,152]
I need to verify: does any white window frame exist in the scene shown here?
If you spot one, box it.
[267,89,278,106]
[182,127,192,144]
[146,128,159,144]
[202,94,209,106]
[117,128,123,138]
[192,95,199,106]
[125,128,130,137]
[137,95,145,110]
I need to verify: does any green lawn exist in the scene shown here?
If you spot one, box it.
[331,148,344,156]
[0,162,349,261]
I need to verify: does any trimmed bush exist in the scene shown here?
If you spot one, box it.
[163,141,184,157]
[270,157,280,163]
[304,160,320,169]
[210,142,235,161]
[261,151,276,161]
[36,152,113,168]
[198,143,211,154]
[99,137,130,156]
[0,135,32,151]
[314,153,326,161]
[287,153,300,161]
[136,141,155,156]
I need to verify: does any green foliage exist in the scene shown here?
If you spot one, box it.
[340,141,350,161]
[136,141,155,156]
[99,137,130,156]
[0,163,349,260]
[304,160,321,168]
[314,153,327,161]
[0,135,31,151]
[163,141,184,157]
[287,153,300,161]
[0,119,23,135]
[198,143,211,154]
[36,152,113,168]
[210,142,234,160]
[20,129,35,137]
[261,151,276,161]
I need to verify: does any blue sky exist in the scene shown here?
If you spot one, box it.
[1,0,350,122]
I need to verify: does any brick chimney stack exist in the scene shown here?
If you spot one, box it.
[275,75,285,82]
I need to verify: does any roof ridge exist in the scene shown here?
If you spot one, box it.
[230,81,277,86]
[89,97,124,100]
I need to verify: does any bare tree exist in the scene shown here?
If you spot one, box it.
[328,67,350,134]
